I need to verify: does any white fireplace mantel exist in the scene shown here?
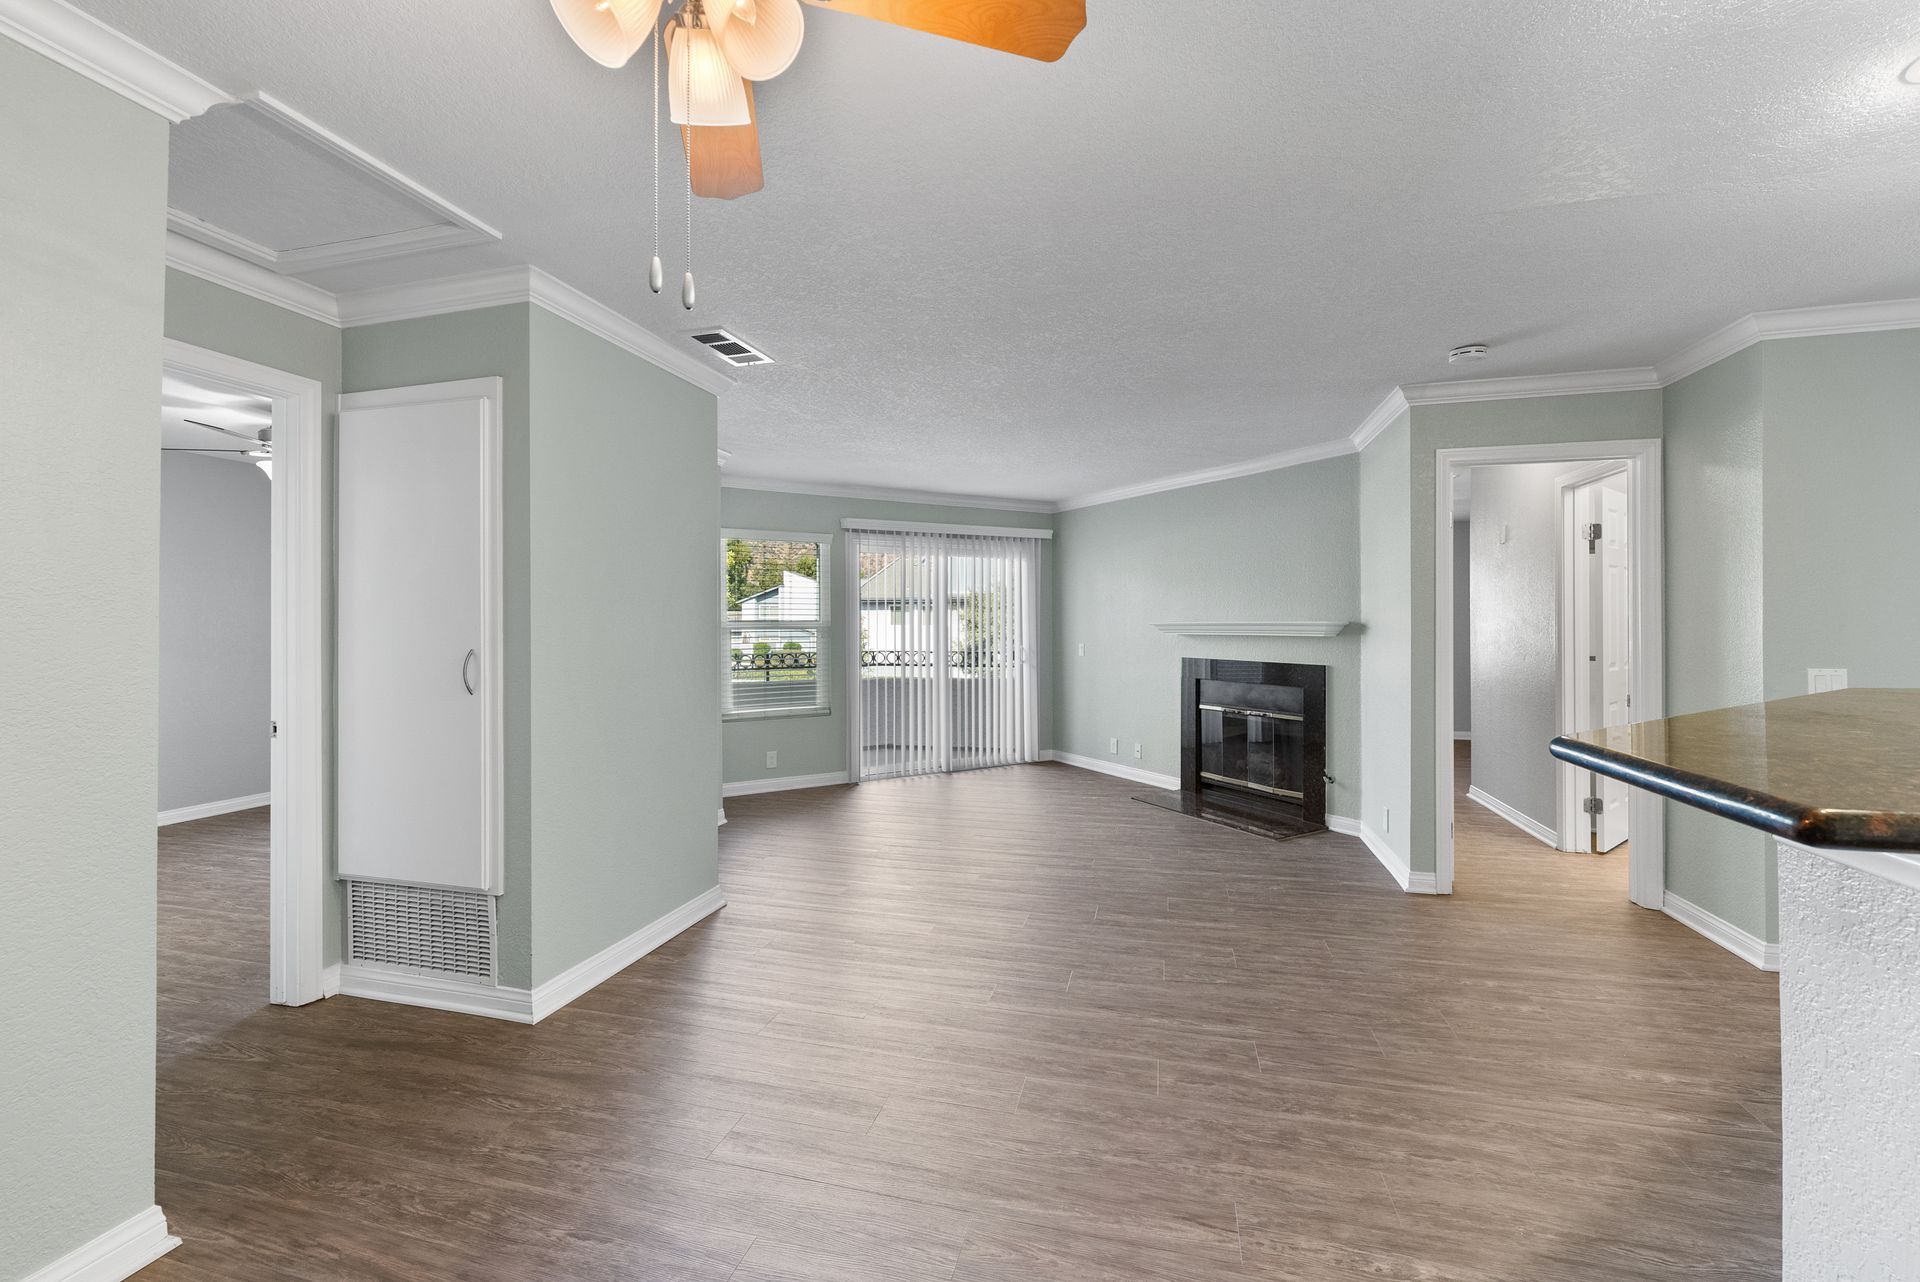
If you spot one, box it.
[1151,621,1351,638]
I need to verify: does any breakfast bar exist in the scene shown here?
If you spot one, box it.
[1550,688,1920,1280]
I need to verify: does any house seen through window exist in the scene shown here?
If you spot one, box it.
[724,535,828,716]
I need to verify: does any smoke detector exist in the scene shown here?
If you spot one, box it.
[689,327,773,367]
[1447,344,1490,364]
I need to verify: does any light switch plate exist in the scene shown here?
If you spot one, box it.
[1807,668,1849,694]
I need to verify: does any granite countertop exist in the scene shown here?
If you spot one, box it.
[1548,688,1920,853]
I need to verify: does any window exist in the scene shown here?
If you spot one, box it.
[724,533,829,718]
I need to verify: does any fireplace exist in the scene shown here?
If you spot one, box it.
[1135,658,1328,842]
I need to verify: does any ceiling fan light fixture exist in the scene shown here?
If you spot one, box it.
[549,0,663,67]
[669,23,753,126]
[717,0,805,81]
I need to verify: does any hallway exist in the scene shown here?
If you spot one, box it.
[150,764,1780,1280]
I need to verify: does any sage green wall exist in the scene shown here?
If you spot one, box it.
[1054,455,1363,822]
[342,306,537,986]
[1358,414,1413,857]
[719,488,1054,788]
[1406,391,1666,876]
[1466,462,1569,832]
[527,308,720,985]
[1760,329,1920,699]
[163,269,347,965]
[1661,346,1773,940]
[0,40,169,1279]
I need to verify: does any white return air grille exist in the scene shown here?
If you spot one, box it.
[347,880,496,984]
[689,327,773,367]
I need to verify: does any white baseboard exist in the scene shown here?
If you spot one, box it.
[319,962,341,998]
[1041,749,1180,792]
[157,791,270,826]
[721,771,850,798]
[1340,817,1439,894]
[20,1205,178,1282]
[1465,785,1558,847]
[530,885,726,1021]
[336,885,728,1023]
[337,964,536,1023]
[1663,892,1780,971]
[717,806,728,826]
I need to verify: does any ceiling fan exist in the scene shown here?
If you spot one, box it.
[549,0,1086,306]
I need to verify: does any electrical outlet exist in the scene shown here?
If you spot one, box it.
[1133,743,1143,759]
[1077,642,1086,657]
[1108,737,1119,754]
[1807,668,1849,694]
[765,750,778,769]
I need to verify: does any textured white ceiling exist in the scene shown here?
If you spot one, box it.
[76,0,1920,503]
[171,103,446,251]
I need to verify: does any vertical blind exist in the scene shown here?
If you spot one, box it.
[847,525,1043,781]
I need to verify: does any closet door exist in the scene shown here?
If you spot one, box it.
[336,379,503,894]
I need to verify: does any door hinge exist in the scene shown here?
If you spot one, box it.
[1582,796,1604,816]
[1582,522,1601,553]
[270,720,278,738]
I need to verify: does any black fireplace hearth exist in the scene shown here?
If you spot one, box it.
[1134,658,1328,843]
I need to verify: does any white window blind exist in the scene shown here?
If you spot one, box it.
[848,525,1042,780]
[724,533,828,717]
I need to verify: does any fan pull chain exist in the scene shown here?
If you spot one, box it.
[682,11,696,310]
[648,15,662,294]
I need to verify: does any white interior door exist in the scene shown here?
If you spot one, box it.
[336,379,502,893]
[1594,474,1632,851]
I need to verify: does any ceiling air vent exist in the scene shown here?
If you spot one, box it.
[690,328,774,367]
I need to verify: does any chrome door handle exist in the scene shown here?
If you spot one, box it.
[462,649,477,695]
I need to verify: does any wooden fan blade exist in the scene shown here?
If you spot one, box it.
[684,83,764,199]
[800,0,1085,62]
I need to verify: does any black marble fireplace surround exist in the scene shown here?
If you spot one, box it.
[1135,658,1329,843]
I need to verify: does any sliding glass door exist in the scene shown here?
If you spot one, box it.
[848,526,1042,781]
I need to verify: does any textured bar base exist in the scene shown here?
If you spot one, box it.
[1777,839,1920,1281]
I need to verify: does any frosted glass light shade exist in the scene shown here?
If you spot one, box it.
[550,0,663,68]
[669,24,752,126]
[716,0,804,81]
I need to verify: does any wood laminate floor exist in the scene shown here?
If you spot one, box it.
[149,753,1781,1281]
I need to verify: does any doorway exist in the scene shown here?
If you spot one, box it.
[1433,439,1665,908]
[159,340,326,1006]
[843,521,1046,781]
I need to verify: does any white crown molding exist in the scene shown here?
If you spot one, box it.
[0,0,230,122]
[1350,387,1409,451]
[722,473,1055,514]
[1402,366,1662,405]
[527,268,735,396]
[165,231,343,325]
[18,1204,178,1282]
[1657,295,1920,385]
[1054,437,1357,513]
[1654,314,1763,387]
[332,266,735,396]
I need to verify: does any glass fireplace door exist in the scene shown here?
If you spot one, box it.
[1198,703,1306,801]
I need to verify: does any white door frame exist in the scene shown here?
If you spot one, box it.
[162,339,328,1005]
[1555,460,1629,853]
[1434,439,1665,909]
